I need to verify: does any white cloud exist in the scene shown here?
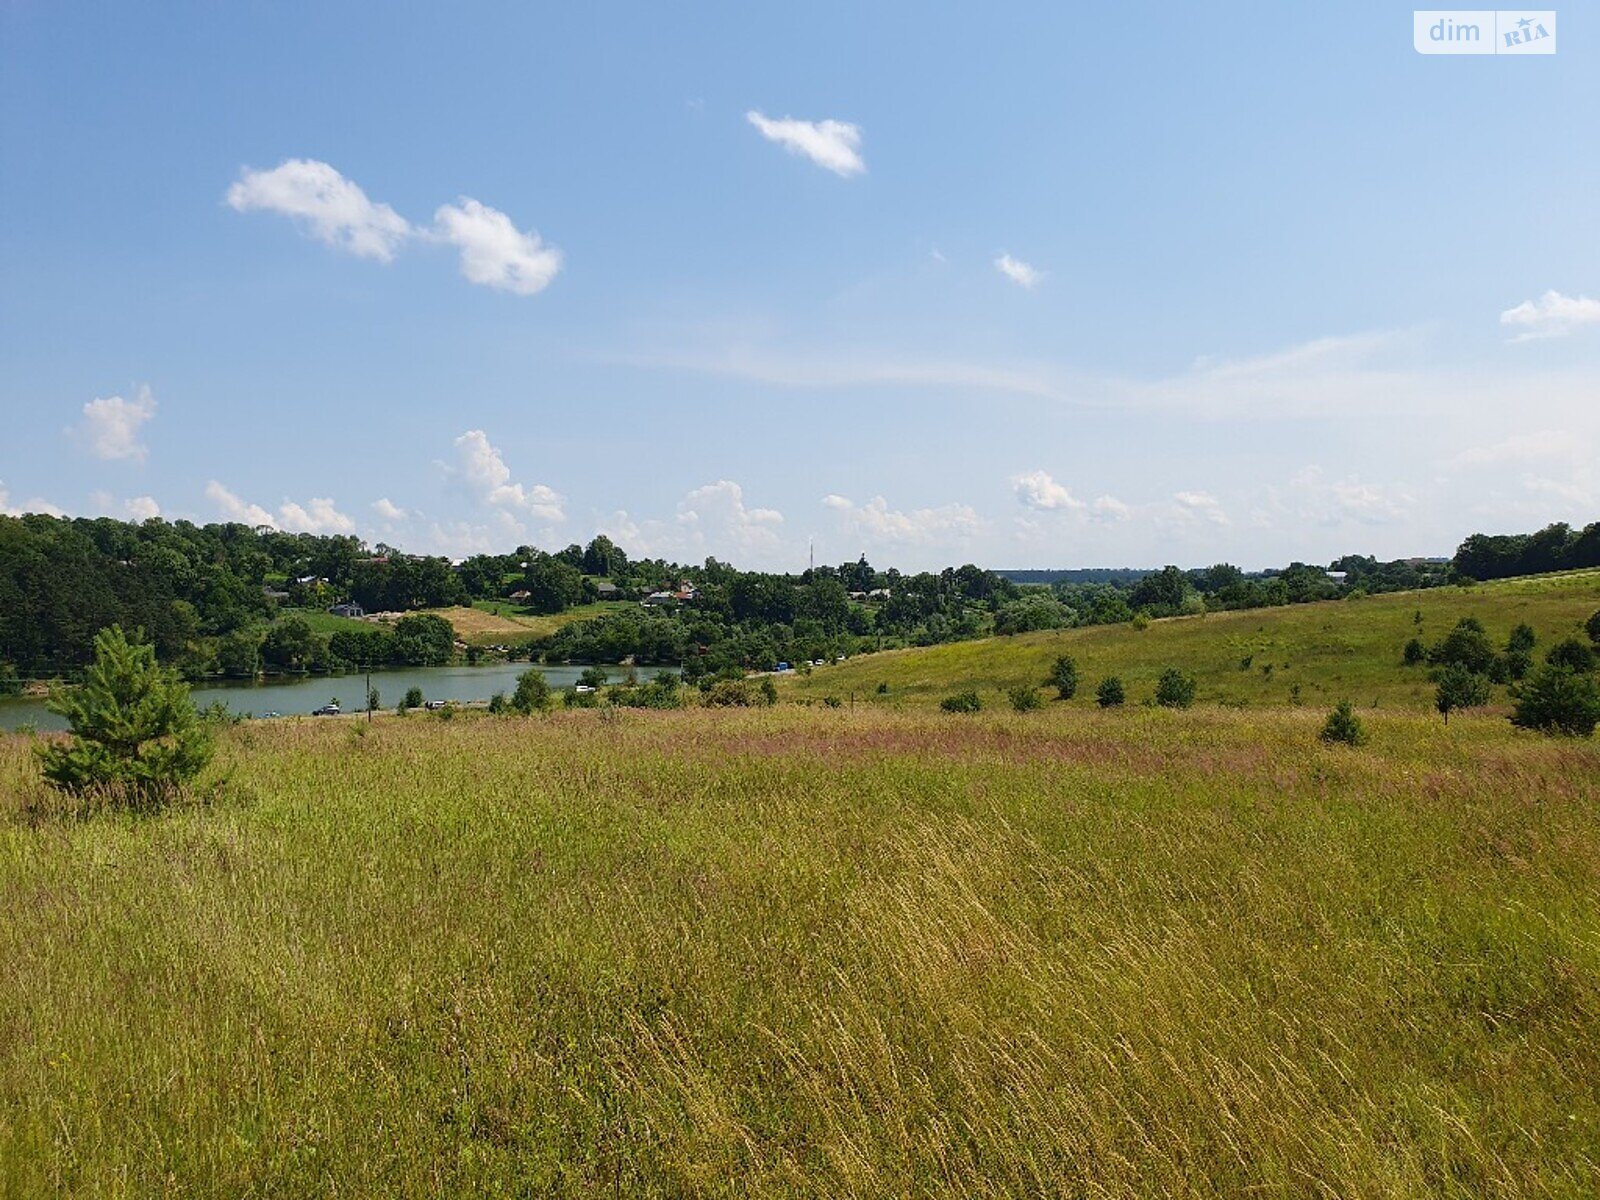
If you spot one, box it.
[123,495,160,521]
[371,497,407,522]
[450,430,565,524]
[1447,429,1579,468]
[206,481,352,533]
[1171,490,1231,527]
[822,493,983,546]
[1092,495,1131,523]
[678,480,785,556]
[0,482,56,517]
[206,481,275,526]
[1012,469,1084,512]
[69,385,156,462]
[746,111,865,177]
[1500,290,1600,341]
[432,199,562,295]
[994,254,1043,289]
[227,159,412,261]
[278,497,356,535]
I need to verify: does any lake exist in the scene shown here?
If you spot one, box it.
[0,662,676,732]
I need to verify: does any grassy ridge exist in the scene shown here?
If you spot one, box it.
[2,705,1598,1195]
[783,570,1600,710]
[426,600,616,645]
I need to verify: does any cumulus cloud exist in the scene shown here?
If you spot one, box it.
[450,430,565,523]
[994,254,1043,289]
[432,199,563,295]
[123,495,161,521]
[746,111,865,176]
[227,159,412,261]
[822,493,983,546]
[677,480,785,555]
[1091,495,1131,523]
[371,497,408,522]
[1500,290,1600,341]
[69,385,156,462]
[0,482,61,517]
[205,481,353,533]
[1012,469,1084,512]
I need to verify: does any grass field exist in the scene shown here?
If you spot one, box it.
[2,699,1599,1196]
[426,600,617,646]
[784,570,1600,711]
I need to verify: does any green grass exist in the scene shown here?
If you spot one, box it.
[428,600,617,645]
[271,607,375,637]
[2,703,1598,1195]
[786,570,1600,711]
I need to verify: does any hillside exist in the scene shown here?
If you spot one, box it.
[782,570,1600,711]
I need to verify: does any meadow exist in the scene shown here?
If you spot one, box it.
[3,571,1599,1196]
[2,696,1599,1196]
[784,570,1600,711]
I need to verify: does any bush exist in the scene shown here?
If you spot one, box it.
[1510,665,1600,737]
[1046,654,1078,700]
[1434,663,1490,724]
[401,686,424,712]
[1096,676,1125,707]
[564,688,599,709]
[876,681,890,695]
[1587,608,1600,644]
[578,666,610,689]
[1432,617,1495,674]
[823,695,843,709]
[1545,637,1596,673]
[1402,638,1427,666]
[940,690,983,713]
[511,668,552,714]
[487,691,508,714]
[760,677,778,706]
[1507,623,1537,655]
[1319,700,1367,746]
[704,679,755,707]
[37,626,214,805]
[1008,685,1043,712]
[1154,667,1197,709]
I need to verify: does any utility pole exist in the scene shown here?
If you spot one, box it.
[366,667,372,724]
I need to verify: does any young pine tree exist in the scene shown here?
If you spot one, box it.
[37,625,214,804]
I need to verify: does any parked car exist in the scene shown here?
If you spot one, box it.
[311,704,341,716]
[423,699,448,711]
[574,684,596,694]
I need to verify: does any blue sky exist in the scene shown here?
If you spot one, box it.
[2,1,1596,570]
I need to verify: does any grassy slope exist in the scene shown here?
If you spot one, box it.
[426,600,616,645]
[783,570,1600,711]
[2,708,1597,1195]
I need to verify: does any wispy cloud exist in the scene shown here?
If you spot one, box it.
[994,253,1043,289]
[227,159,412,261]
[746,111,865,176]
[1500,290,1600,341]
[69,385,156,462]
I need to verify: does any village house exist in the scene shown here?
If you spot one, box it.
[328,602,365,618]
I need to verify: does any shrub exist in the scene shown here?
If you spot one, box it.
[1510,665,1600,737]
[940,690,983,713]
[1319,700,1367,746]
[1545,637,1596,673]
[1008,685,1043,712]
[1096,676,1125,707]
[1434,663,1490,724]
[1507,623,1537,655]
[401,686,424,711]
[1402,638,1427,666]
[760,677,778,706]
[37,625,214,805]
[823,695,843,709]
[1130,614,1150,632]
[564,688,599,709]
[1046,654,1078,700]
[1154,667,1197,709]
[366,686,381,713]
[1587,608,1600,645]
[704,679,755,707]
[578,666,610,689]
[487,691,508,714]
[876,681,889,695]
[511,668,552,714]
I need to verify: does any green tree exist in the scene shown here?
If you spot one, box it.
[216,629,261,678]
[512,668,552,714]
[391,614,455,666]
[1510,664,1600,737]
[37,626,214,803]
[578,665,610,689]
[1154,667,1197,709]
[1096,676,1125,707]
[759,676,778,706]
[1545,637,1596,673]
[1435,663,1490,724]
[1507,623,1537,655]
[1587,608,1600,645]
[1433,617,1496,674]
[0,661,23,696]
[366,686,381,712]
[260,617,320,672]
[401,686,424,711]
[1402,637,1427,666]
[1046,654,1079,700]
[524,555,586,615]
[1319,700,1367,746]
